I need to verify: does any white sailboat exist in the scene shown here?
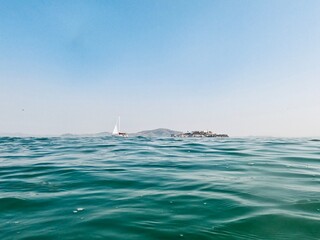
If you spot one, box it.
[112,117,128,137]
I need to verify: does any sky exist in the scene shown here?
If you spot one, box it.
[0,0,320,137]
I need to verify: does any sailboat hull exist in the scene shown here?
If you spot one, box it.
[112,133,128,137]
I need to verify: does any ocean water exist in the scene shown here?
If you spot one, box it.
[0,137,319,240]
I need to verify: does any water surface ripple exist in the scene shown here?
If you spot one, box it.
[0,137,319,239]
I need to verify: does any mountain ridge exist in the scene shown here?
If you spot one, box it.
[130,128,182,137]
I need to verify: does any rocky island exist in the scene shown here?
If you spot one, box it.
[171,130,229,138]
[54,129,228,138]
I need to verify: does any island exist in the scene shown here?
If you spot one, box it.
[171,130,229,138]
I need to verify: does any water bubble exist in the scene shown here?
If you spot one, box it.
[180,234,184,237]
[77,208,84,211]
[73,211,78,213]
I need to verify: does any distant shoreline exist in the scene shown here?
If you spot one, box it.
[1,129,319,139]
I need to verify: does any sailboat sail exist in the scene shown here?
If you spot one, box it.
[112,122,119,135]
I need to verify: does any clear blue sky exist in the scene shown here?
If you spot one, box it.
[1,0,320,136]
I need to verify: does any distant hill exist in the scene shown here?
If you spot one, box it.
[60,129,183,138]
[131,128,182,137]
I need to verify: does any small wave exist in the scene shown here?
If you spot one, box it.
[310,139,320,142]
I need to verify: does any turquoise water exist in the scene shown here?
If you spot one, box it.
[0,137,319,240]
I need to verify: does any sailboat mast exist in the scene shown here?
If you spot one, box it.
[118,116,120,132]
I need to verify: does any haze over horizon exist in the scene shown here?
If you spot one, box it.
[1,1,320,137]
